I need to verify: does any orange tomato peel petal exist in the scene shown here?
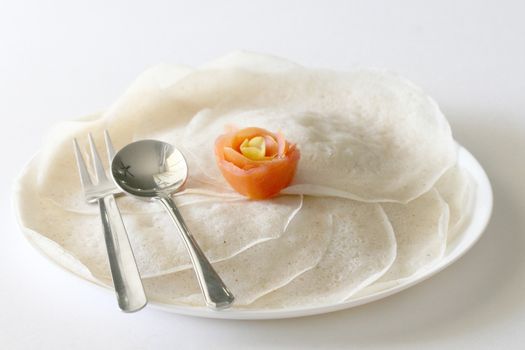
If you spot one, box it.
[214,127,300,199]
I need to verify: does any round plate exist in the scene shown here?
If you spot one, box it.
[15,145,492,320]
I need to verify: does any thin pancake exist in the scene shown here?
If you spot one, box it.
[354,189,449,295]
[247,198,396,309]
[143,196,336,306]
[17,158,303,279]
[435,166,476,242]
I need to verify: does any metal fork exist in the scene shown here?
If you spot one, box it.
[73,131,147,312]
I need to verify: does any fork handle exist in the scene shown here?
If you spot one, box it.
[98,195,147,312]
[159,196,235,309]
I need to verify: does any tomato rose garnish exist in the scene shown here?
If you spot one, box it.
[214,127,300,199]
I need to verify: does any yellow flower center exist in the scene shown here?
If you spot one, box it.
[240,136,266,160]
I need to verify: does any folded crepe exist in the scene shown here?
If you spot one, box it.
[14,52,476,309]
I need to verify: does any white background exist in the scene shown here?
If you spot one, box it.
[1,0,525,349]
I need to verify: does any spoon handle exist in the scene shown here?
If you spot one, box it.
[158,196,235,309]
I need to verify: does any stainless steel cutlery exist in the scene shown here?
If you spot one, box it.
[73,132,234,311]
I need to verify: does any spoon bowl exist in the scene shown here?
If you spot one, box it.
[111,139,235,309]
[111,140,187,199]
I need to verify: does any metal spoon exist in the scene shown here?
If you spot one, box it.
[110,140,234,309]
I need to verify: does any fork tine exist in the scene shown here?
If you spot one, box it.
[73,138,93,190]
[88,133,108,183]
[104,130,116,161]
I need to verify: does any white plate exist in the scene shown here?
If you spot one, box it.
[16,145,492,320]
